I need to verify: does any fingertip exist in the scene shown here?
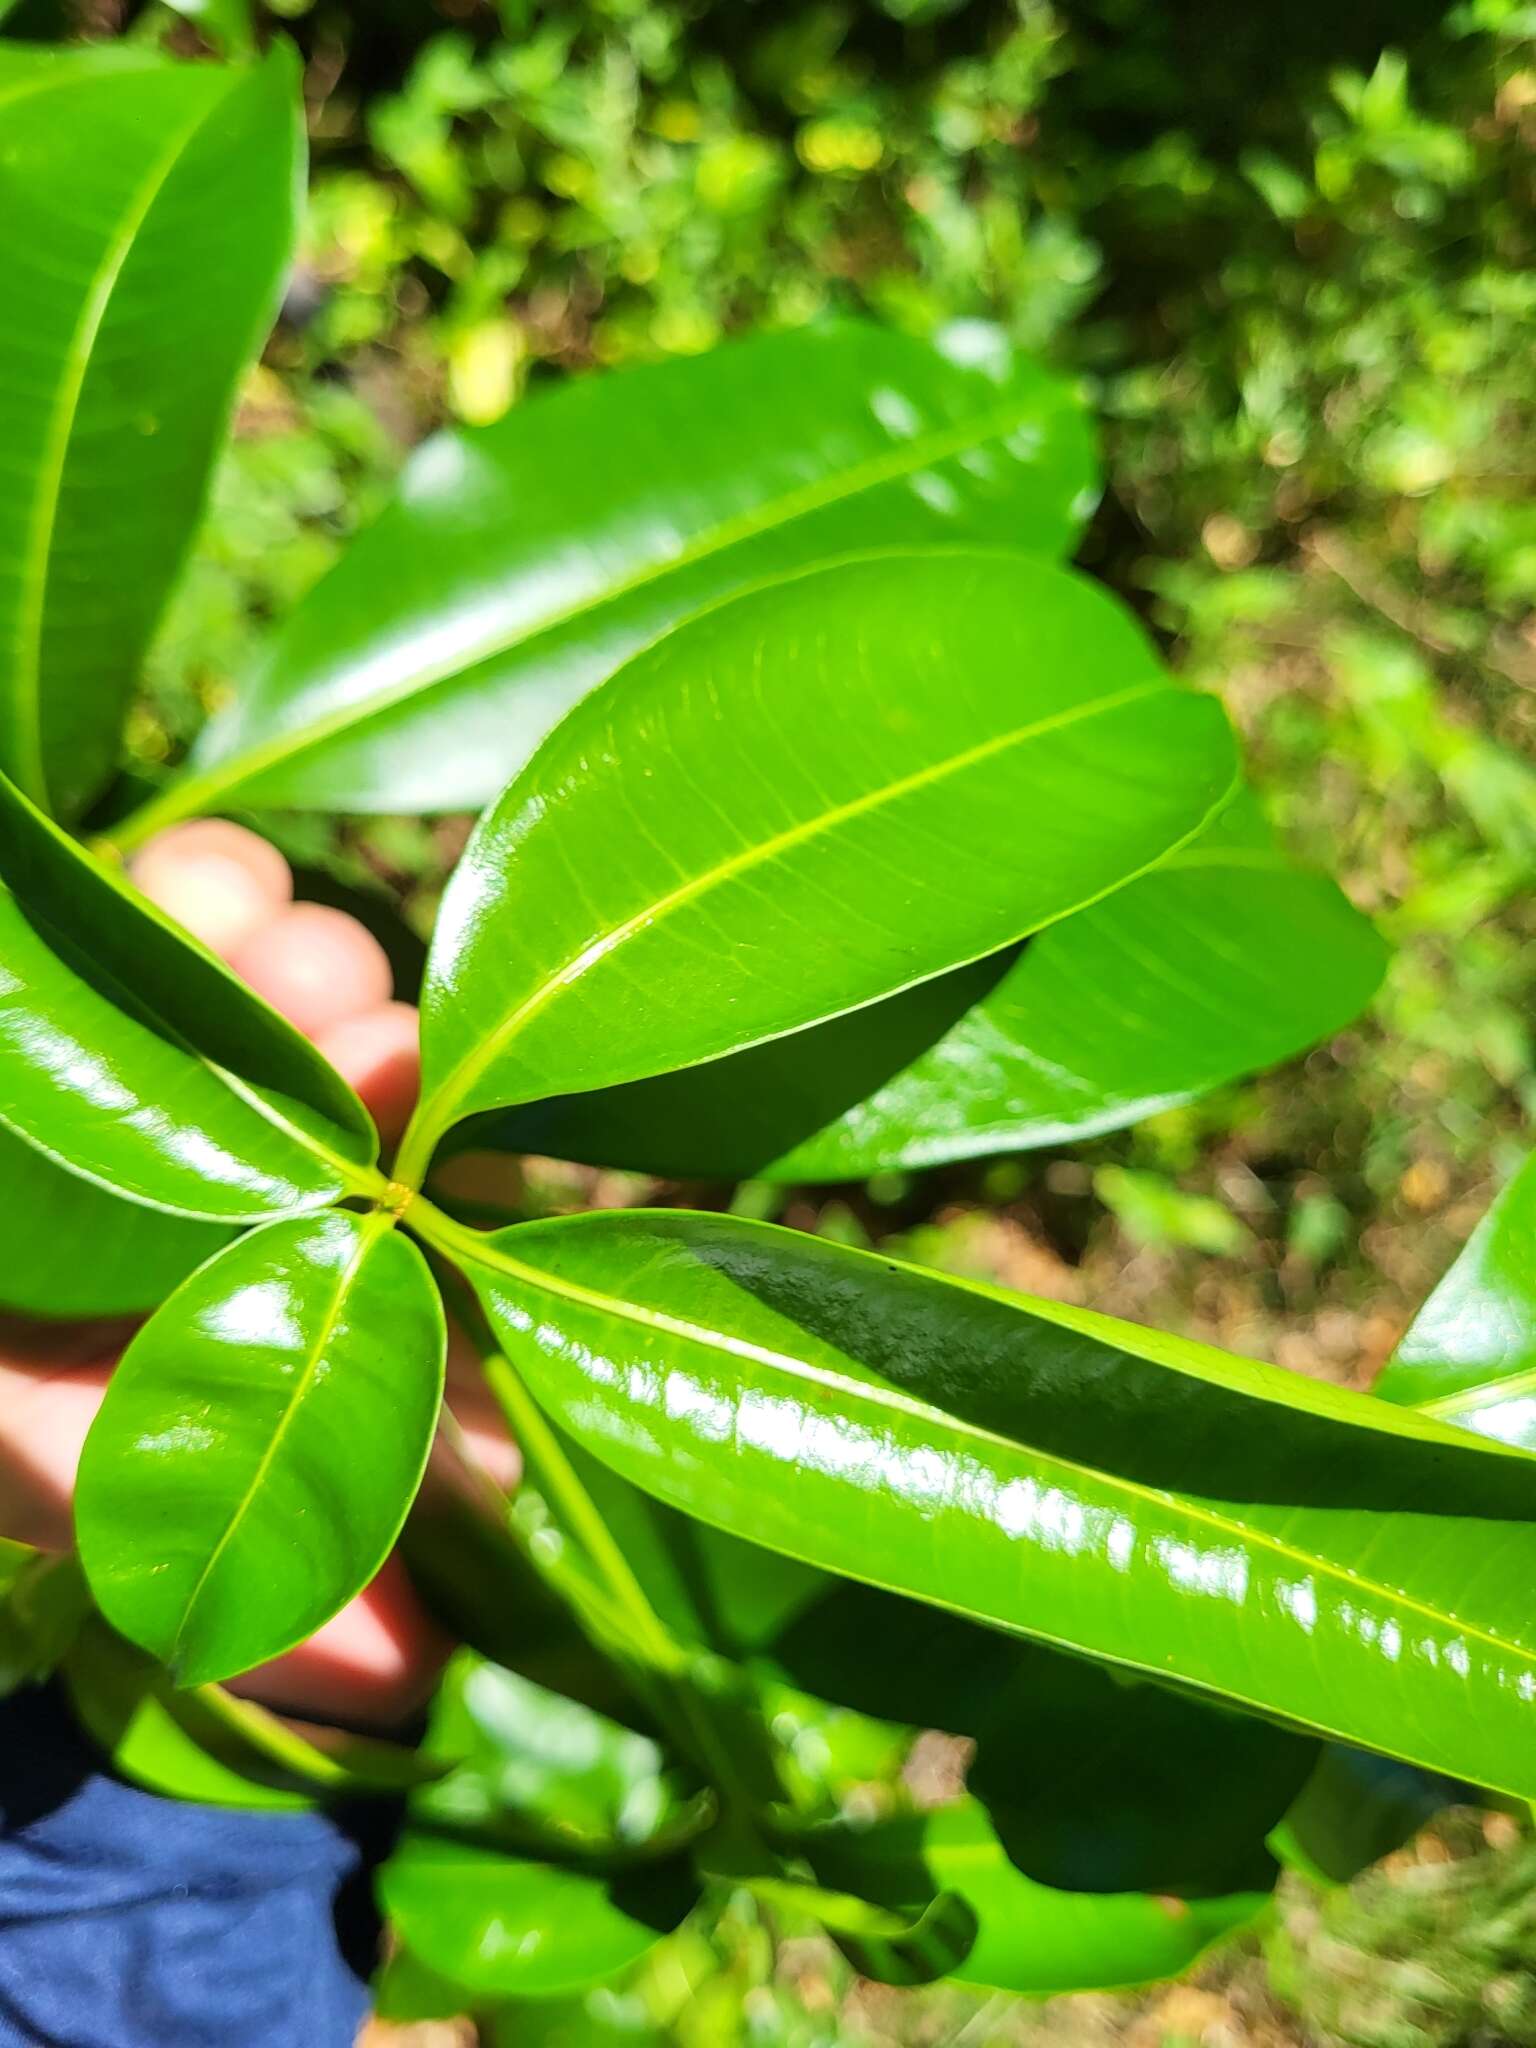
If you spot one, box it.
[232,903,394,1039]
[130,821,293,962]
[315,1001,421,1142]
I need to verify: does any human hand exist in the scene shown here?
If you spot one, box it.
[0,823,516,1729]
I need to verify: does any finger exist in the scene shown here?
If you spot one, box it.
[313,1000,421,1144]
[0,1353,112,1551]
[232,901,393,1039]
[129,819,292,961]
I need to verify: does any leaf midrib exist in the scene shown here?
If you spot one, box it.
[170,1214,385,1671]
[187,386,1074,803]
[414,678,1173,1154]
[457,1223,1536,1680]
[9,73,234,808]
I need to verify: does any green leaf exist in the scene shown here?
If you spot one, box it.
[0,1552,88,1696]
[378,1828,698,2000]
[1373,1147,1536,1443]
[405,552,1237,1174]
[792,1801,1267,1996]
[450,1205,1536,1800]
[76,1210,445,1684]
[0,42,301,818]
[478,789,1385,1181]
[765,1580,1316,1898]
[0,1123,229,1315]
[745,1873,978,1986]
[0,771,378,1220]
[157,323,1095,821]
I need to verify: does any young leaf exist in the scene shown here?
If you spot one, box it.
[0,1124,229,1316]
[157,324,1095,821]
[0,42,301,818]
[0,772,378,1220]
[1373,1147,1536,1442]
[76,1211,445,1685]
[451,1205,1536,1800]
[792,1801,1267,1996]
[474,788,1386,1180]
[405,552,1237,1173]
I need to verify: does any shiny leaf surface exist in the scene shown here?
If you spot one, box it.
[482,789,1385,1180]
[378,1828,698,2000]
[0,1124,229,1315]
[1374,1148,1536,1443]
[794,1802,1265,1996]
[0,773,377,1220]
[76,1211,445,1684]
[169,324,1094,819]
[0,43,300,818]
[452,1205,1536,1799]
[408,552,1237,1167]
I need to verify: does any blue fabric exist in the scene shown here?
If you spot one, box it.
[0,1683,390,2048]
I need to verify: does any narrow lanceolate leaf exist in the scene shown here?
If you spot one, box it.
[405,553,1237,1174]
[479,789,1386,1181]
[156,323,1096,822]
[0,772,376,1220]
[0,42,302,819]
[792,1802,1266,1997]
[455,1206,1536,1800]
[1374,1148,1536,1444]
[76,1212,445,1684]
[0,1124,228,1316]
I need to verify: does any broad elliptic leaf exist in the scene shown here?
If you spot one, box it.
[0,42,301,819]
[378,1829,698,2000]
[455,1206,1536,1800]
[794,1801,1266,1996]
[0,1124,229,1315]
[480,788,1386,1181]
[160,323,1096,820]
[0,772,377,1220]
[405,552,1237,1174]
[1373,1147,1536,1443]
[76,1211,445,1684]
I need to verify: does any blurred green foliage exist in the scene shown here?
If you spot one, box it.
[104,0,1532,1371]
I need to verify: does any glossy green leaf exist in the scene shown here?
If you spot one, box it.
[481,788,1385,1181]
[378,1828,698,2000]
[451,1205,1536,1800]
[158,323,1095,821]
[0,1123,229,1315]
[1374,1148,1536,1443]
[76,1211,445,1684]
[765,1579,1315,1898]
[0,772,377,1220]
[0,42,301,818]
[793,1802,1266,1996]
[405,552,1237,1172]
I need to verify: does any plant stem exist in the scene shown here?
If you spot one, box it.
[99,766,241,859]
